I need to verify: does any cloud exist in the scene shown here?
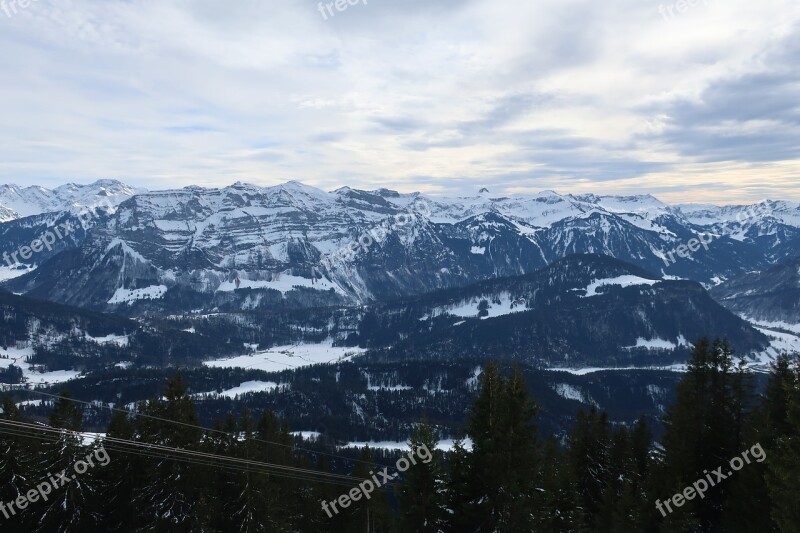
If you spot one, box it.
[0,0,798,203]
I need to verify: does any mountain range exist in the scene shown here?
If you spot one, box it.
[1,180,798,319]
[1,179,798,449]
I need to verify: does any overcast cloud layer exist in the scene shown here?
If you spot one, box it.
[0,0,799,203]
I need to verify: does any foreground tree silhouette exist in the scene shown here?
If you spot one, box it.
[449,363,540,532]
[397,418,447,532]
[0,395,34,531]
[34,391,103,533]
[133,373,206,532]
[659,338,754,531]
[765,357,800,530]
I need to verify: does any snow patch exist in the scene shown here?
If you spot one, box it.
[552,383,586,402]
[195,380,280,398]
[0,346,81,385]
[291,431,322,440]
[216,272,345,295]
[0,264,36,282]
[87,333,129,347]
[431,293,528,320]
[546,364,688,375]
[743,317,800,335]
[203,340,366,372]
[341,438,473,451]
[108,285,167,305]
[625,337,677,350]
[583,275,659,297]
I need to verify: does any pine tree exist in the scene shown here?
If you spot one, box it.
[660,338,755,531]
[100,408,140,531]
[445,438,473,533]
[567,407,611,529]
[722,356,793,532]
[254,410,296,531]
[534,435,582,531]
[456,363,540,531]
[397,418,447,532]
[345,445,394,533]
[133,373,206,532]
[227,409,271,533]
[766,358,800,531]
[0,394,35,531]
[33,391,103,533]
[628,416,657,532]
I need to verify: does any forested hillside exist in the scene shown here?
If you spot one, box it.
[2,340,798,531]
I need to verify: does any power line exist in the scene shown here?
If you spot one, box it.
[0,423,368,490]
[12,387,381,467]
[0,418,356,482]
[0,419,397,490]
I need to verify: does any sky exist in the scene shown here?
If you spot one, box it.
[0,0,799,204]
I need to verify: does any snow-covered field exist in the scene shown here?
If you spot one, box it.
[203,341,366,372]
[0,264,35,282]
[546,364,688,375]
[421,292,528,320]
[0,346,82,385]
[583,275,659,297]
[551,383,600,407]
[80,432,106,445]
[751,327,800,363]
[108,285,168,305]
[341,438,473,452]
[194,380,281,398]
[743,317,800,335]
[624,336,691,350]
[86,333,130,347]
[367,384,412,391]
[216,272,345,295]
[291,431,322,440]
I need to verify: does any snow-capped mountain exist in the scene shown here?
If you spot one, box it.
[0,206,17,223]
[355,254,769,367]
[0,179,143,220]
[711,256,800,326]
[1,180,798,314]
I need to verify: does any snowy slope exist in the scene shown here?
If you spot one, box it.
[1,180,797,313]
[0,179,142,220]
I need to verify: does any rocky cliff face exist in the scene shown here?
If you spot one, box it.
[1,181,798,314]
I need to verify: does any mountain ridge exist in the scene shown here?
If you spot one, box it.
[1,181,798,314]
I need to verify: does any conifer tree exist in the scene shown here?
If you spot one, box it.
[254,410,296,530]
[766,358,800,531]
[226,409,271,533]
[660,338,754,531]
[397,418,447,532]
[100,407,140,531]
[0,394,34,531]
[341,445,394,532]
[459,363,540,531]
[444,438,473,533]
[534,435,581,531]
[133,373,206,532]
[567,407,611,529]
[34,391,103,533]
